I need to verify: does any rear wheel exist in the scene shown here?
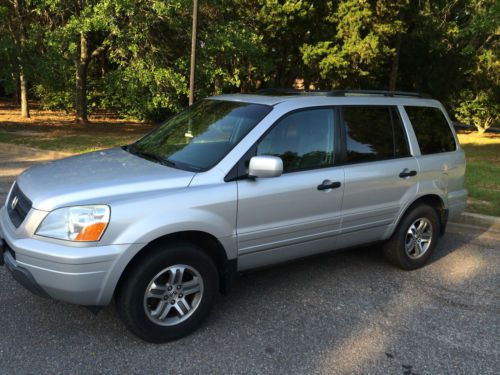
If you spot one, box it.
[383,204,440,270]
[116,241,219,342]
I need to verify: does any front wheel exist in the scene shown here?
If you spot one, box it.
[116,241,219,342]
[383,204,440,270]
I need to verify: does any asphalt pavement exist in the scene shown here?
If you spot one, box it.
[0,144,499,374]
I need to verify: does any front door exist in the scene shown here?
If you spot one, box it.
[236,108,345,270]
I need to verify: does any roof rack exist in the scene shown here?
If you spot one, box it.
[326,90,431,98]
[256,88,328,96]
[255,88,431,98]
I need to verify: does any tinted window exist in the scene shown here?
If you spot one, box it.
[257,109,334,172]
[405,106,456,154]
[342,106,410,163]
[129,99,271,171]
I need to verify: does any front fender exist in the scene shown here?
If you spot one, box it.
[95,182,238,305]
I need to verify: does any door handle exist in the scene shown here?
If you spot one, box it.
[317,180,341,191]
[399,169,417,178]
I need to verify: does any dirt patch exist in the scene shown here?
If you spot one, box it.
[0,99,155,138]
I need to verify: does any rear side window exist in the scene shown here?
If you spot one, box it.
[342,106,410,163]
[405,106,456,154]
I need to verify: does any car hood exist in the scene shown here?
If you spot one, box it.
[16,147,196,211]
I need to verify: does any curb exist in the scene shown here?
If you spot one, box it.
[450,212,500,232]
[0,142,74,160]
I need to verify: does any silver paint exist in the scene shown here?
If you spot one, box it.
[0,93,467,306]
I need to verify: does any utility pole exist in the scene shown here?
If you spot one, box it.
[189,0,199,106]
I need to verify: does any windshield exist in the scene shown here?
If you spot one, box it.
[127,99,271,171]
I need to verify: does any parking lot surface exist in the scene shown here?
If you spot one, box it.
[0,146,499,374]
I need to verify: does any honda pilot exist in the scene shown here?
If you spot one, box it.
[0,90,467,342]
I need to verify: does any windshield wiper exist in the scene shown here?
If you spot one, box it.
[123,145,173,167]
[163,159,177,168]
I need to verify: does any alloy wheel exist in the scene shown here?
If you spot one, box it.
[143,264,204,326]
[405,217,433,259]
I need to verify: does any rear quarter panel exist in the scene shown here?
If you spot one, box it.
[385,103,467,238]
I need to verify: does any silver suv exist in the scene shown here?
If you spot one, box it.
[1,90,467,342]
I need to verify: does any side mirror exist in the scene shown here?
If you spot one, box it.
[248,156,283,178]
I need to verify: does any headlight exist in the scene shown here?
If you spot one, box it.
[36,205,110,242]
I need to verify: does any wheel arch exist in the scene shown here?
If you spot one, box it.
[389,194,448,239]
[114,231,237,301]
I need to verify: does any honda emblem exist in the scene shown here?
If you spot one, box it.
[10,195,19,210]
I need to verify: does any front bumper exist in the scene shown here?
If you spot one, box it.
[0,206,141,306]
[2,242,50,299]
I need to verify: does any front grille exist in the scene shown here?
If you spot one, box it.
[7,183,32,228]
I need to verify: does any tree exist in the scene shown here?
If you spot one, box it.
[99,0,190,120]
[299,0,409,89]
[453,0,499,133]
[257,0,316,88]
[13,0,30,117]
[456,91,498,133]
[66,0,117,123]
[0,0,497,127]
[1,0,33,117]
[35,0,131,123]
[375,0,409,90]
[195,0,271,95]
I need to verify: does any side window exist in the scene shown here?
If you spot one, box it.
[256,109,334,172]
[404,106,456,154]
[342,106,410,163]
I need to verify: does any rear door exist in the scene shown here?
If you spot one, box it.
[402,105,466,218]
[236,108,345,270]
[338,106,419,248]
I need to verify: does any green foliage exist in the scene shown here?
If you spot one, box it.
[300,0,406,87]
[0,0,498,127]
[101,63,188,120]
[0,0,42,96]
[455,91,498,133]
[451,0,499,133]
[197,3,271,94]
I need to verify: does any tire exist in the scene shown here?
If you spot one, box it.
[116,241,219,343]
[383,204,440,270]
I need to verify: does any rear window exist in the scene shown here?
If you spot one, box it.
[405,106,456,154]
[342,106,410,163]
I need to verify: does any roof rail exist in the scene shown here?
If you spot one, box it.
[255,88,431,99]
[326,90,431,98]
[256,88,330,96]
[256,88,301,95]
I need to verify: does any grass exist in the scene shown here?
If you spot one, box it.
[0,100,498,216]
[457,132,500,217]
[0,100,152,153]
[0,131,141,154]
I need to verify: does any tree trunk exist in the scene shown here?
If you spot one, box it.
[13,0,30,118]
[213,52,224,95]
[99,53,109,76]
[189,0,199,105]
[19,70,29,118]
[477,117,493,134]
[75,32,89,124]
[240,78,250,93]
[12,73,20,105]
[389,33,402,91]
